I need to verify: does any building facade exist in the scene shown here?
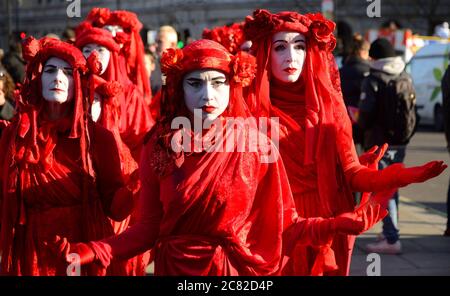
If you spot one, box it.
[1,0,449,50]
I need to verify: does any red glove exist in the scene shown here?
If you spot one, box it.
[350,160,447,192]
[358,143,388,169]
[47,235,96,266]
[333,189,395,235]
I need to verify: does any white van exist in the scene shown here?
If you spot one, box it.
[407,42,449,130]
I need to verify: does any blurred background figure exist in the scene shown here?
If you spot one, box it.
[151,25,178,95]
[62,27,76,44]
[1,34,25,85]
[434,22,450,39]
[339,33,371,150]
[442,65,450,236]
[0,65,16,126]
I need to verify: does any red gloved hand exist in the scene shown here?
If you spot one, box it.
[333,189,395,235]
[47,235,96,266]
[396,161,447,187]
[358,143,388,170]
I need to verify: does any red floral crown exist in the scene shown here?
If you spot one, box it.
[202,22,245,55]
[160,39,256,87]
[244,9,336,52]
[86,7,142,32]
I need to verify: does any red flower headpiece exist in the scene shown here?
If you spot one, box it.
[75,26,121,53]
[244,9,336,51]
[161,39,256,87]
[86,7,142,32]
[202,22,245,55]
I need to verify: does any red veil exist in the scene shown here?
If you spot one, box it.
[0,38,117,275]
[244,10,361,275]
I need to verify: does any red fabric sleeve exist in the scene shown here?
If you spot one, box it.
[90,141,163,268]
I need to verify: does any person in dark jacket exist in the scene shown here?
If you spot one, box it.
[1,35,26,84]
[358,38,412,254]
[339,33,370,147]
[442,65,450,236]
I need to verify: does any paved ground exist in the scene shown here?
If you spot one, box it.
[350,196,450,276]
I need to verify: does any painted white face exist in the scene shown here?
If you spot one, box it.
[103,25,124,37]
[82,43,111,75]
[240,40,252,52]
[183,69,230,121]
[270,31,306,83]
[91,93,102,122]
[41,57,74,103]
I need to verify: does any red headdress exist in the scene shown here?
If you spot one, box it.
[159,39,256,122]
[243,9,346,161]
[202,22,246,55]
[244,10,352,219]
[15,37,88,171]
[150,39,256,175]
[85,8,151,105]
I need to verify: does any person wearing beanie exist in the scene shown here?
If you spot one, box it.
[0,37,139,275]
[358,38,417,254]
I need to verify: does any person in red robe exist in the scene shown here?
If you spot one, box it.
[243,9,446,275]
[83,7,152,107]
[75,23,154,163]
[74,26,151,275]
[0,37,137,275]
[49,39,398,276]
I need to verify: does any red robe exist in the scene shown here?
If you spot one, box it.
[0,120,127,275]
[88,123,341,275]
[269,82,361,276]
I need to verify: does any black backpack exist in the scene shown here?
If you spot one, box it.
[373,71,417,145]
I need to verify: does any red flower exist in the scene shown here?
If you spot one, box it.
[86,51,102,75]
[160,48,184,76]
[244,9,279,41]
[231,51,257,87]
[22,37,40,62]
[306,13,336,51]
[98,81,123,97]
[87,7,111,27]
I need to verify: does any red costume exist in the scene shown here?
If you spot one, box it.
[50,40,393,276]
[84,8,152,107]
[0,38,136,275]
[75,23,154,163]
[244,9,446,275]
[74,27,150,275]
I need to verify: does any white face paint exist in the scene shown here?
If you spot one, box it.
[91,94,102,122]
[270,31,306,83]
[41,57,74,103]
[103,25,124,37]
[240,40,252,52]
[82,43,111,75]
[183,69,230,121]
